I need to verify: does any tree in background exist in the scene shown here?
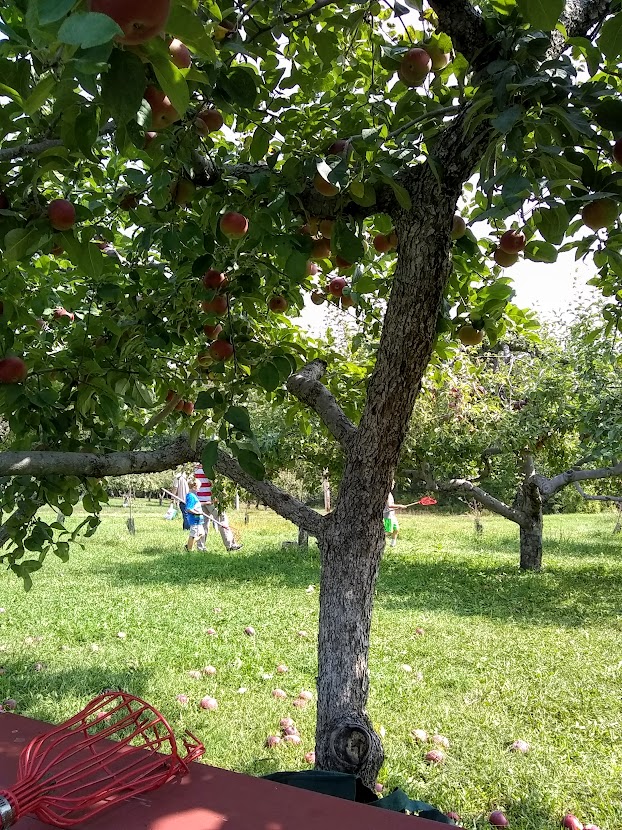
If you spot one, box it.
[404,304,622,569]
[1,0,622,784]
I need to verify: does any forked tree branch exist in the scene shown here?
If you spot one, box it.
[286,359,357,451]
[427,0,490,65]
[548,0,613,59]
[537,460,622,498]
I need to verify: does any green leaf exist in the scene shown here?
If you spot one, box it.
[491,104,523,134]
[0,83,23,106]
[524,240,558,263]
[75,106,100,159]
[235,448,265,480]
[196,388,225,409]
[58,12,123,48]
[536,205,569,245]
[257,362,280,392]
[58,233,104,278]
[201,440,219,477]
[349,181,376,207]
[333,221,365,263]
[4,227,49,262]
[142,38,190,117]
[516,0,564,31]
[218,67,258,108]
[250,125,272,162]
[599,12,622,60]
[24,74,56,116]
[592,99,622,133]
[101,50,146,125]
[225,405,252,435]
[385,178,412,210]
[167,3,217,59]
[38,0,75,25]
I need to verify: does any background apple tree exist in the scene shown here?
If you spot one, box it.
[1,0,622,785]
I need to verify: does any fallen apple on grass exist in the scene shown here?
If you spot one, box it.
[200,696,218,711]
[272,689,287,699]
[265,735,281,748]
[176,694,189,706]
[562,816,583,830]
[283,734,301,745]
[244,625,255,636]
[489,810,509,827]
[304,751,316,764]
[509,739,529,753]
[424,749,445,764]
[411,728,428,743]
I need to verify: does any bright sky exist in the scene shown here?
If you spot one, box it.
[510,253,599,322]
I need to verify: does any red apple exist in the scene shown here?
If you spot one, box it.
[203,269,227,290]
[312,237,331,259]
[220,211,249,239]
[276,664,288,674]
[280,718,295,730]
[202,665,217,676]
[272,689,287,699]
[209,340,234,361]
[48,199,76,231]
[176,694,189,705]
[424,749,445,764]
[0,357,27,384]
[265,735,281,748]
[398,47,432,86]
[202,296,228,315]
[169,38,191,69]
[319,219,334,238]
[165,390,176,402]
[493,247,519,267]
[200,695,218,710]
[292,697,307,709]
[175,400,185,411]
[446,812,461,825]
[423,42,451,71]
[415,626,425,635]
[304,750,316,764]
[53,307,74,322]
[451,215,466,240]
[432,734,450,748]
[374,783,384,793]
[244,625,255,636]
[562,817,583,830]
[171,179,195,206]
[310,290,326,305]
[197,108,224,133]
[313,173,339,197]
[326,139,350,156]
[341,294,355,309]
[268,295,288,312]
[374,234,393,253]
[499,229,526,254]
[297,690,313,701]
[144,86,180,130]
[489,812,509,827]
[88,0,171,44]
[203,323,223,338]
[328,277,347,297]
[182,401,195,415]
[306,261,319,276]
[510,739,529,753]
[283,734,301,745]
[206,627,217,636]
[613,137,622,165]
[335,255,352,269]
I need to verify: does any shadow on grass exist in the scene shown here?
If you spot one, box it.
[100,537,622,627]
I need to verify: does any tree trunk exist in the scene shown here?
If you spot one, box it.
[519,515,543,571]
[515,455,544,571]
[315,517,385,789]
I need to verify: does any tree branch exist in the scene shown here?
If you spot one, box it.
[286,359,356,451]
[547,0,613,59]
[438,478,527,525]
[0,438,324,538]
[0,138,63,162]
[537,460,622,498]
[214,450,324,536]
[573,481,622,503]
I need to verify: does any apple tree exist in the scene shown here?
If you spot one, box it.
[1,0,622,785]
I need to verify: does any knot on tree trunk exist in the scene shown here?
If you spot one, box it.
[320,712,384,784]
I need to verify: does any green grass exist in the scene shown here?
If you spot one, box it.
[1,505,621,829]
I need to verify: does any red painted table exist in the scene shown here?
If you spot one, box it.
[0,714,444,830]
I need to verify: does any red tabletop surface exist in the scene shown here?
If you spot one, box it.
[0,714,446,830]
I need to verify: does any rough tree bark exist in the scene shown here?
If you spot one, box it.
[514,454,544,571]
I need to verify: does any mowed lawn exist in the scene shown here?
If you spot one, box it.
[0,505,621,829]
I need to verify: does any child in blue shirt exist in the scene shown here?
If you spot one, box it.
[185,481,205,551]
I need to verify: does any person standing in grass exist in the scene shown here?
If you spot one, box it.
[194,465,242,551]
[384,481,409,547]
[173,470,190,531]
[184,479,205,552]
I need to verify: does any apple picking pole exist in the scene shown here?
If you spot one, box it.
[322,468,331,513]
[161,489,235,534]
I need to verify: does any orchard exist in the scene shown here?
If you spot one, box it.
[1,0,622,788]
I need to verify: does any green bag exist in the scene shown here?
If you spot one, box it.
[261,770,457,824]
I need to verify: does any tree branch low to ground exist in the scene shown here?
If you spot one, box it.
[0,436,325,538]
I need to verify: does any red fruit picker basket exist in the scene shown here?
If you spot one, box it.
[0,691,204,828]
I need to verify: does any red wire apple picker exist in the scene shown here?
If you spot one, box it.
[0,691,204,828]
